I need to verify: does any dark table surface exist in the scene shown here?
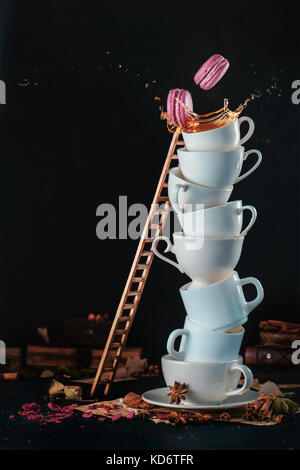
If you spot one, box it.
[0,376,299,451]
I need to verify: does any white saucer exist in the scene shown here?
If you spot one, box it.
[142,388,259,411]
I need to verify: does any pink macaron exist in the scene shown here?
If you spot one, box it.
[167,88,193,128]
[194,54,229,90]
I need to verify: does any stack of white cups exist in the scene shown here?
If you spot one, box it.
[152,116,264,405]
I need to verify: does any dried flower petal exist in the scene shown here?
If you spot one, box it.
[61,404,78,412]
[22,403,41,412]
[111,413,122,421]
[47,402,61,411]
[155,413,170,420]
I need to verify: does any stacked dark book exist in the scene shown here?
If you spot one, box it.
[1,315,159,382]
[245,320,300,384]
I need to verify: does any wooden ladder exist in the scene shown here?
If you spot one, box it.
[90,131,183,397]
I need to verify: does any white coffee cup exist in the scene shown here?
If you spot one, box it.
[167,318,245,362]
[152,233,244,287]
[179,271,264,331]
[182,116,255,151]
[161,354,253,404]
[176,200,257,238]
[177,146,262,189]
[168,167,233,212]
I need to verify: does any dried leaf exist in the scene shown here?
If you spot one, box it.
[48,379,64,396]
[64,385,82,401]
[40,370,54,378]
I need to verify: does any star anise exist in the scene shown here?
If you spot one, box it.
[167,381,188,405]
[202,413,212,422]
[137,404,153,420]
[191,412,205,423]
[168,411,189,426]
[192,412,212,423]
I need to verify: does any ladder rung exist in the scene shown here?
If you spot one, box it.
[153,211,164,216]
[132,277,145,282]
[136,264,150,270]
[143,238,154,243]
[176,140,184,145]
[158,196,169,201]
[141,251,152,256]
[123,303,136,309]
[171,154,178,159]
[128,290,141,296]
[118,316,131,321]
[162,182,168,187]
[153,210,168,216]
[115,329,128,335]
[110,342,121,348]
[106,354,119,360]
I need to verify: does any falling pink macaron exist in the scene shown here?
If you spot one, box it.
[167,88,193,128]
[194,54,230,90]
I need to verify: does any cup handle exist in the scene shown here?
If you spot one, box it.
[235,149,262,183]
[239,277,264,313]
[238,116,255,145]
[151,236,184,273]
[167,329,189,360]
[174,183,188,213]
[239,205,257,237]
[225,364,253,397]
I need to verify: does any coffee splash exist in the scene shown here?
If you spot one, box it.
[161,95,256,133]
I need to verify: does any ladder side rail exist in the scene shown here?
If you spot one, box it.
[90,132,180,396]
[101,205,171,394]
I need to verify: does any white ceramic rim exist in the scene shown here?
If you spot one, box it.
[178,200,243,216]
[185,318,245,336]
[172,232,245,241]
[162,353,243,366]
[182,117,238,136]
[177,145,245,155]
[170,167,233,192]
[180,271,237,291]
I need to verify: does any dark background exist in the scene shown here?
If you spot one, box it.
[0,0,299,363]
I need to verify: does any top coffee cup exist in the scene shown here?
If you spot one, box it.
[182,116,255,151]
